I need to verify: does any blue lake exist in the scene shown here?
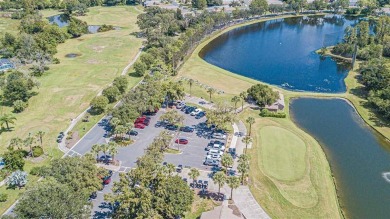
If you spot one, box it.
[291,98,390,219]
[200,15,358,93]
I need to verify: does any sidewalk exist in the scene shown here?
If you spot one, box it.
[233,186,271,219]
[231,121,269,219]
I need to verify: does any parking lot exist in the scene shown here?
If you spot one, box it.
[162,105,228,171]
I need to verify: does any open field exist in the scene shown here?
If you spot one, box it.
[238,110,341,218]
[0,6,143,155]
[0,6,143,214]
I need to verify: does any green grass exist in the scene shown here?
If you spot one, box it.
[184,193,218,219]
[239,110,341,218]
[260,126,306,181]
[0,6,143,215]
[0,6,143,154]
[165,148,181,154]
[0,17,19,35]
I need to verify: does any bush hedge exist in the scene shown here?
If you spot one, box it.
[32,146,44,157]
[260,109,286,118]
[0,193,8,202]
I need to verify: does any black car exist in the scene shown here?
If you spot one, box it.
[89,192,97,200]
[128,130,138,136]
[177,164,183,173]
[195,112,206,119]
[166,124,178,131]
[185,107,195,114]
[180,126,194,132]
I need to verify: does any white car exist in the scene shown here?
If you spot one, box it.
[208,149,224,156]
[206,154,221,161]
[213,133,227,140]
[190,108,202,116]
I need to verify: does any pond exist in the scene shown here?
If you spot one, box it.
[47,14,104,34]
[200,15,358,93]
[290,98,390,219]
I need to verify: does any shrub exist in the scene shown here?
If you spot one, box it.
[102,86,120,103]
[260,109,286,118]
[90,96,109,115]
[0,193,8,202]
[13,100,28,113]
[30,166,45,176]
[345,8,360,15]
[32,146,44,157]
[98,24,114,32]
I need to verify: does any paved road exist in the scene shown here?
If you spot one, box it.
[91,172,120,219]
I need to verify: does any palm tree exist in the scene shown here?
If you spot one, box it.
[231,96,240,112]
[242,136,252,154]
[246,117,255,136]
[188,79,194,96]
[8,137,23,150]
[110,117,120,129]
[125,123,134,136]
[239,91,247,111]
[238,154,250,184]
[166,163,176,176]
[24,136,34,157]
[108,142,118,164]
[207,88,215,102]
[188,168,200,188]
[213,171,226,194]
[227,176,240,199]
[91,144,101,162]
[0,113,16,130]
[35,131,45,146]
[116,125,127,140]
[221,153,234,175]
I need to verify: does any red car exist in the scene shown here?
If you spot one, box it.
[134,123,146,129]
[175,138,189,144]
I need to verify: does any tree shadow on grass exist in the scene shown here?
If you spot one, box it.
[128,71,142,78]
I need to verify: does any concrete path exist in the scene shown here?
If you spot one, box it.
[231,121,270,219]
[233,186,271,219]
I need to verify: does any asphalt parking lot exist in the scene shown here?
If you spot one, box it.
[163,108,227,171]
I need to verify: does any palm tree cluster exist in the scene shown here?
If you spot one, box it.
[206,101,235,131]
[237,154,250,185]
[8,131,46,157]
[91,142,118,165]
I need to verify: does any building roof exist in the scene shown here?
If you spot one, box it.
[265,91,285,111]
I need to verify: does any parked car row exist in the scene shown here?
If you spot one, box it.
[204,140,226,166]
[178,103,206,119]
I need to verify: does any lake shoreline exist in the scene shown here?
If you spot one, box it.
[179,13,390,218]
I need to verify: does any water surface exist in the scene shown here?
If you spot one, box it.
[47,14,102,34]
[290,98,390,219]
[200,15,357,92]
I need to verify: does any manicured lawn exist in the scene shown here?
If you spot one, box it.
[239,110,341,218]
[0,6,143,155]
[259,126,306,181]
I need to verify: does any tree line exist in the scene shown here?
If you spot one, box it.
[332,16,390,121]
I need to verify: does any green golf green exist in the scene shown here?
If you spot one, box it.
[260,126,306,181]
